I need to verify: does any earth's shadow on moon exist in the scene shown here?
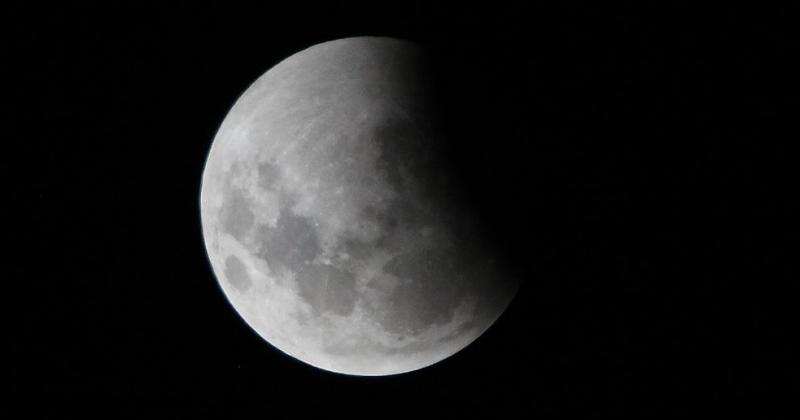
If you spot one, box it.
[419,44,543,287]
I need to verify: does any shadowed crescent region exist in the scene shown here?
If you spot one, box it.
[200,36,518,376]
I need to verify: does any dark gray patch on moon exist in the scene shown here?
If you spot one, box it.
[257,160,281,191]
[219,186,254,242]
[373,119,428,194]
[376,250,468,335]
[254,208,321,272]
[335,236,379,265]
[223,255,251,292]
[371,118,460,230]
[295,264,357,316]
[358,204,399,246]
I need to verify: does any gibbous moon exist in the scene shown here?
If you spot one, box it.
[200,37,518,375]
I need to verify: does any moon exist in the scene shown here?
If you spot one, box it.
[200,37,518,376]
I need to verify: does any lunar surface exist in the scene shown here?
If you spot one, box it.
[200,37,518,375]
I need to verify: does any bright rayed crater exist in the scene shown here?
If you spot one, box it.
[200,37,518,375]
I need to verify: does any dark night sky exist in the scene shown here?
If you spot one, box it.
[10,3,796,417]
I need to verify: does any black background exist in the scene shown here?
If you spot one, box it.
[10,2,796,417]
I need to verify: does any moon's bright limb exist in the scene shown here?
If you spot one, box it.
[200,37,518,376]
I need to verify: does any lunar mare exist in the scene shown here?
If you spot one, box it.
[200,37,518,375]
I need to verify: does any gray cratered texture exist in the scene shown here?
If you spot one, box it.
[200,37,518,376]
